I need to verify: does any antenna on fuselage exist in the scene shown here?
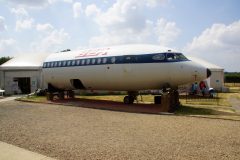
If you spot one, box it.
[60,49,71,52]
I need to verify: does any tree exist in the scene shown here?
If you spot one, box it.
[224,72,240,84]
[0,57,12,65]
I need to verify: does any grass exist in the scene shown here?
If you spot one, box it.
[225,83,240,93]
[176,105,216,115]
[16,85,240,120]
[179,93,231,106]
[16,95,47,103]
[77,95,155,103]
[176,105,240,121]
[77,95,126,102]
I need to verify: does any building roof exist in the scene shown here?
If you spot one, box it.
[187,56,224,71]
[0,53,49,70]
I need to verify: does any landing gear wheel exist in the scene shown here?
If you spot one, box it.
[46,92,53,101]
[68,90,75,98]
[124,96,134,104]
[58,91,65,100]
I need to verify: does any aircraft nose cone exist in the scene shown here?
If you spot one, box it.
[207,68,211,78]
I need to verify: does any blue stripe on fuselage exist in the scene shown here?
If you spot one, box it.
[42,52,190,68]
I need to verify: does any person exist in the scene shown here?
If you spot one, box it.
[191,82,198,95]
[199,81,206,96]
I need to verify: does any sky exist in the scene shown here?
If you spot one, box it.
[0,0,239,71]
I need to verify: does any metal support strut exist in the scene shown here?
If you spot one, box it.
[123,91,138,104]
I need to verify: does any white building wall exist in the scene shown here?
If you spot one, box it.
[3,70,43,95]
[0,71,3,89]
[209,70,224,91]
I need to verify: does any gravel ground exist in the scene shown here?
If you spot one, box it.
[0,100,240,160]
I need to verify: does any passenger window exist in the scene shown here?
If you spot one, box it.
[77,60,80,65]
[111,57,116,64]
[58,61,62,67]
[152,54,165,61]
[67,61,71,66]
[51,62,54,68]
[81,59,85,65]
[86,59,90,65]
[63,61,66,66]
[91,59,96,64]
[97,58,101,64]
[124,56,131,63]
[103,58,107,64]
[72,60,76,66]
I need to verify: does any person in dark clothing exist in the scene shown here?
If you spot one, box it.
[199,81,206,96]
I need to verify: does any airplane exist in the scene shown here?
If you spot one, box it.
[42,44,211,104]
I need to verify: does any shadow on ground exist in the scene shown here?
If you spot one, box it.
[50,98,170,114]
[176,105,216,115]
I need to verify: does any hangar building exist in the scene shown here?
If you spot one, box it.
[0,54,48,95]
[188,56,225,91]
[0,54,225,95]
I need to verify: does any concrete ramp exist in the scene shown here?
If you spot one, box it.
[0,141,56,160]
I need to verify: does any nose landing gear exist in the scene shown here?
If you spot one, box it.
[123,89,180,112]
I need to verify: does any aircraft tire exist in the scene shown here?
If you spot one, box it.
[58,91,64,100]
[124,96,134,104]
[46,93,53,101]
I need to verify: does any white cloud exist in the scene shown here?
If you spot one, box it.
[145,0,169,8]
[10,7,28,17]
[42,29,69,46]
[8,0,50,8]
[8,0,72,8]
[31,28,70,52]
[0,16,7,32]
[87,0,180,47]
[15,18,34,31]
[63,0,72,3]
[185,20,240,71]
[36,23,54,33]
[85,4,101,17]
[10,7,34,32]
[154,18,181,45]
[0,39,16,52]
[73,2,83,18]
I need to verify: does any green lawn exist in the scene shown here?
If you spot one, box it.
[17,95,47,103]
[16,85,240,120]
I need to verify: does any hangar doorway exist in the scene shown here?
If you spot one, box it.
[13,77,31,94]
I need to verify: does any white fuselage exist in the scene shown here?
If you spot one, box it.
[42,44,208,91]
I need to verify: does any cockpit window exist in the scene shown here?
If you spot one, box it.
[176,53,188,61]
[166,53,177,61]
[152,53,165,61]
[166,53,188,61]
